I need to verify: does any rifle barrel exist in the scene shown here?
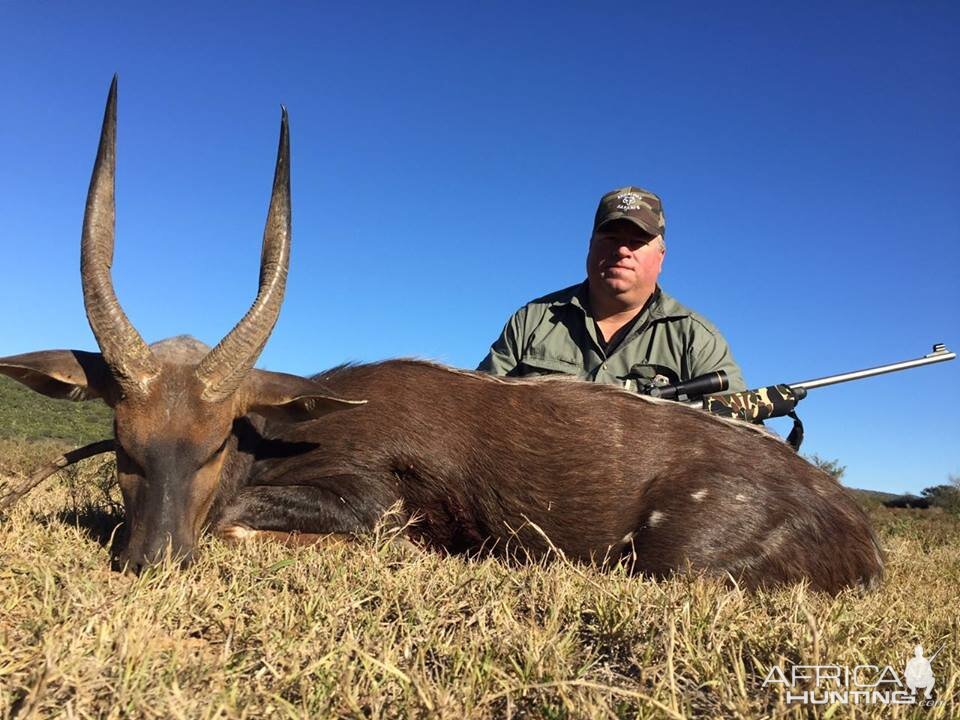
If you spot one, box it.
[789,344,955,392]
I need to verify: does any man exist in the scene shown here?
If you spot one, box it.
[478,186,746,394]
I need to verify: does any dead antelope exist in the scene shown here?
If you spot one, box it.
[0,80,883,592]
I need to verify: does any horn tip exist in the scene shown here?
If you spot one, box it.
[279,106,289,146]
[105,76,118,118]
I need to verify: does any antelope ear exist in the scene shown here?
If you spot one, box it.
[243,369,366,423]
[0,350,114,401]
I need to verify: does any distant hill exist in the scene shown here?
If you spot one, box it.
[848,488,900,504]
[0,374,112,444]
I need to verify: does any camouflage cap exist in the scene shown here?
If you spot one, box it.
[593,186,665,238]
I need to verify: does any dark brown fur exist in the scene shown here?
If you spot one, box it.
[210,358,884,593]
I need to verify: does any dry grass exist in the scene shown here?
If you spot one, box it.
[1,441,958,719]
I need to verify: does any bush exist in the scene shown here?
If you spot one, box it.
[804,453,846,482]
[922,481,960,515]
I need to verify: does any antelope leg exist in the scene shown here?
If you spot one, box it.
[211,483,374,547]
[216,525,354,548]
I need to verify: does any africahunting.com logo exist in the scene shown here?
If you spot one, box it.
[763,643,946,706]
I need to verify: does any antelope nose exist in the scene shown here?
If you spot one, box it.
[115,542,196,575]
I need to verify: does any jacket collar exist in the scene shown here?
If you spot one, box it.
[560,281,691,322]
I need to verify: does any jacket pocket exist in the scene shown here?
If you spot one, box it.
[516,354,582,378]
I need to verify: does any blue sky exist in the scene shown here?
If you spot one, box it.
[1,2,957,494]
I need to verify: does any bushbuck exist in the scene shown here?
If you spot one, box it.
[0,80,883,592]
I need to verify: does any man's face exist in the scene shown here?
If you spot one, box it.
[586,220,665,305]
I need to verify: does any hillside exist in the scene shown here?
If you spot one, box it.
[0,374,112,444]
[848,488,900,504]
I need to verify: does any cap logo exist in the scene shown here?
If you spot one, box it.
[616,191,651,212]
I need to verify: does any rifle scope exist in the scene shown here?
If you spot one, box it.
[648,370,729,401]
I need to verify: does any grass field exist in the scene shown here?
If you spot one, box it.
[1,437,958,719]
[0,377,112,446]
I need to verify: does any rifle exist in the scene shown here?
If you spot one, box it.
[645,343,956,450]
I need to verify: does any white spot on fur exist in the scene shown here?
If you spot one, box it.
[761,523,792,556]
[691,489,708,502]
[735,493,748,502]
[648,510,666,527]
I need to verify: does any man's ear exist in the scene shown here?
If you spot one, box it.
[0,350,115,402]
[243,369,366,423]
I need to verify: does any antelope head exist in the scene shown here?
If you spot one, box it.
[0,78,362,571]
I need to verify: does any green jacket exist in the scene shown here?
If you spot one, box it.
[477,282,746,394]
